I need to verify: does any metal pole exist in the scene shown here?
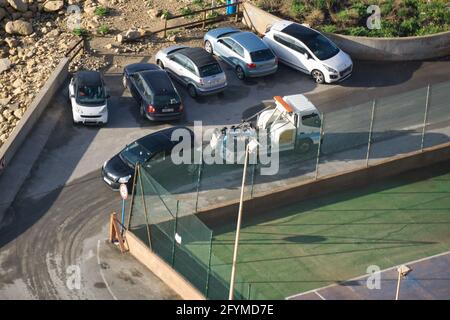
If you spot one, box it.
[139,165,153,250]
[204,234,213,298]
[195,162,203,213]
[171,200,179,267]
[235,2,240,22]
[420,85,431,152]
[395,271,402,300]
[229,145,249,300]
[164,18,168,38]
[121,198,125,234]
[314,113,325,180]
[126,164,139,230]
[366,100,376,167]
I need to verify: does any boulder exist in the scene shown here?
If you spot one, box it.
[5,19,33,35]
[0,58,11,73]
[43,0,64,13]
[7,0,27,12]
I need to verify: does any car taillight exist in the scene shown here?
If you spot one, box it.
[147,105,156,113]
[247,63,257,69]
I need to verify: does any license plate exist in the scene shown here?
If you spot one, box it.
[163,108,174,113]
[103,176,112,185]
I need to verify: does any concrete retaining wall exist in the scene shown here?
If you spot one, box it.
[198,142,450,228]
[0,58,70,175]
[242,2,450,61]
[125,231,205,300]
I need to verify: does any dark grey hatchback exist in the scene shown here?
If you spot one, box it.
[123,63,183,121]
[102,127,194,190]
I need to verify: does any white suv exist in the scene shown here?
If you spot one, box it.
[263,20,353,84]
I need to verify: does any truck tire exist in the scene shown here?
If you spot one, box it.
[296,138,313,153]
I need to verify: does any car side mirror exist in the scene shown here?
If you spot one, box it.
[304,52,309,59]
[70,94,75,98]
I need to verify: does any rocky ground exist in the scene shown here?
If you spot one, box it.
[0,0,235,148]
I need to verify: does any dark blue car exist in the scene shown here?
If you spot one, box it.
[123,63,183,121]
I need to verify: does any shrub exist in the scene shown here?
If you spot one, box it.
[94,6,109,17]
[305,9,325,26]
[72,28,89,37]
[97,25,110,35]
[290,0,305,18]
[319,24,337,33]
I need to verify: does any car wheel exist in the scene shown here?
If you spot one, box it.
[188,84,197,98]
[157,60,165,69]
[140,103,146,119]
[311,70,325,84]
[205,41,213,54]
[122,74,127,88]
[297,138,313,153]
[235,66,245,80]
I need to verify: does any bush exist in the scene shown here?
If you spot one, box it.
[97,25,110,35]
[94,6,109,17]
[72,28,89,37]
[319,24,337,33]
[290,0,305,18]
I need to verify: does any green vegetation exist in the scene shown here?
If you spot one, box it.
[72,28,89,37]
[180,7,195,19]
[256,0,450,37]
[94,5,109,17]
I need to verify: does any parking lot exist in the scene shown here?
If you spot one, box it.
[0,52,449,299]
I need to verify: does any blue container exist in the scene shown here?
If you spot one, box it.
[226,0,237,15]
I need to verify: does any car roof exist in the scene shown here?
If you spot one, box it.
[283,94,318,114]
[137,127,194,154]
[177,47,218,68]
[280,22,319,43]
[228,32,267,52]
[140,70,176,95]
[76,71,103,86]
[125,63,160,74]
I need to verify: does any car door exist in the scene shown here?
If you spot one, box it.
[167,54,188,84]
[273,33,310,73]
[179,57,198,86]
[289,40,314,73]
[130,74,145,104]
[216,38,239,66]
[271,32,291,62]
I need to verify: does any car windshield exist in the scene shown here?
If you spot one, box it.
[302,113,321,128]
[120,142,152,166]
[77,85,105,105]
[199,63,223,77]
[250,49,275,62]
[153,93,180,105]
[302,34,339,61]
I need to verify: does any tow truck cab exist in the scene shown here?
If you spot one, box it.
[257,95,322,153]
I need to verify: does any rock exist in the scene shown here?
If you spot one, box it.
[13,108,23,119]
[0,97,11,106]
[43,0,64,13]
[5,37,18,48]
[5,20,33,35]
[0,58,11,73]
[167,34,178,42]
[7,0,27,13]
[148,8,162,19]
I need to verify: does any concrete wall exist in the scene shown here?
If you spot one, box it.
[125,231,206,300]
[198,142,450,228]
[242,2,450,61]
[0,58,70,175]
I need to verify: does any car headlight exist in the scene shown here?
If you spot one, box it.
[323,65,338,74]
[75,107,83,114]
[118,175,131,183]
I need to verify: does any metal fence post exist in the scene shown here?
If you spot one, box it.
[163,18,168,38]
[204,235,213,298]
[366,100,376,167]
[314,113,325,180]
[421,85,431,152]
[171,201,179,267]
[195,162,203,213]
[138,165,153,250]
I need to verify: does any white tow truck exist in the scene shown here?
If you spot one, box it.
[211,94,322,161]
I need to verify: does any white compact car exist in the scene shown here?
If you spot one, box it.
[263,20,353,84]
[69,70,109,125]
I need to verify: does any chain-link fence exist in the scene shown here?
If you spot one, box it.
[128,164,268,300]
[127,80,450,299]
